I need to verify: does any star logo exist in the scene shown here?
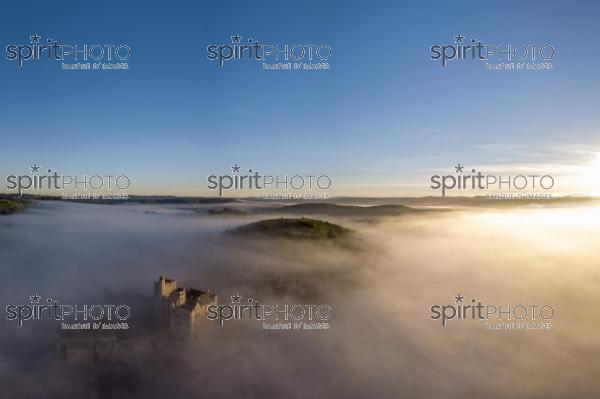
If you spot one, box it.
[232,164,241,173]
[231,294,242,303]
[454,34,465,43]
[454,294,465,303]
[30,34,41,43]
[231,34,241,44]
[454,164,464,173]
[31,164,40,173]
[29,294,41,304]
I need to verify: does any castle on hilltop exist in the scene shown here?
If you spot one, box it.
[154,276,217,338]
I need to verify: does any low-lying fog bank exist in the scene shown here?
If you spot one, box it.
[0,200,598,398]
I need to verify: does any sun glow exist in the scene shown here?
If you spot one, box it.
[571,153,600,196]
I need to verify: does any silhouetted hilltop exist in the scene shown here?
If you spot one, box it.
[325,195,600,208]
[0,198,25,215]
[5,193,598,210]
[126,196,236,205]
[264,202,425,217]
[208,206,247,215]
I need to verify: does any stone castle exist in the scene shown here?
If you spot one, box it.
[154,276,217,338]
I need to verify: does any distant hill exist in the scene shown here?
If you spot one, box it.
[208,206,247,215]
[323,196,600,208]
[259,202,432,217]
[228,217,353,240]
[126,196,237,205]
[9,193,598,209]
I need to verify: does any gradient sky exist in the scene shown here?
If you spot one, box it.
[1,0,599,196]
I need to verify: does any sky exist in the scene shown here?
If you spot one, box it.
[1,0,599,196]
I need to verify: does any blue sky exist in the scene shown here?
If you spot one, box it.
[1,0,599,196]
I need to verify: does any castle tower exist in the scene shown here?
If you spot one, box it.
[154,275,177,320]
[154,275,177,298]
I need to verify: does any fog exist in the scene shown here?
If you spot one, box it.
[0,200,599,398]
